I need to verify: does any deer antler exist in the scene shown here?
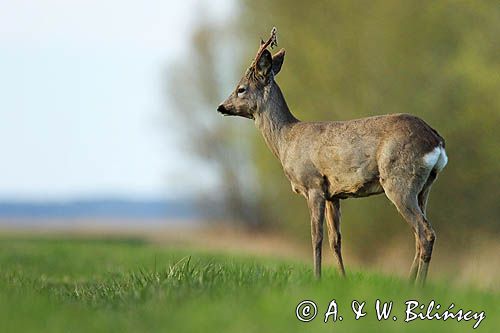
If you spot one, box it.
[250,27,278,71]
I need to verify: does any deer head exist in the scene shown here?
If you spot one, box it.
[217,27,286,119]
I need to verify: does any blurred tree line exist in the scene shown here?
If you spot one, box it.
[168,1,499,256]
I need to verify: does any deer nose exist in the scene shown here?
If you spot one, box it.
[217,104,227,113]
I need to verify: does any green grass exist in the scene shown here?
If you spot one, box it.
[0,236,496,332]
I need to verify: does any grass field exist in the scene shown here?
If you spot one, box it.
[0,235,496,332]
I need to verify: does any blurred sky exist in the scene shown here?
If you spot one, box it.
[0,0,235,200]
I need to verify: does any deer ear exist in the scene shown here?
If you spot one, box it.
[256,49,273,80]
[272,48,285,75]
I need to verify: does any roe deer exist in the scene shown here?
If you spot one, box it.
[217,27,447,285]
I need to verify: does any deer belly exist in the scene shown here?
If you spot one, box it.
[325,172,384,199]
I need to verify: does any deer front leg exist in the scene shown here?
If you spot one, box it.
[307,190,326,279]
[325,199,346,277]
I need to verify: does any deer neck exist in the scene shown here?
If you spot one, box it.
[254,82,298,160]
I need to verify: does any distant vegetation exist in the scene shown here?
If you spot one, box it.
[0,199,200,219]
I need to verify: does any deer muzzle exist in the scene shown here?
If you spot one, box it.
[217,104,232,116]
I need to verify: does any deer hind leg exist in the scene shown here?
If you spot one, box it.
[307,189,326,278]
[415,170,437,284]
[409,172,436,282]
[409,235,421,282]
[382,177,436,286]
[415,217,436,286]
[418,169,437,219]
[325,199,346,277]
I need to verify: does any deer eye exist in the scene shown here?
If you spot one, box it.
[237,87,246,96]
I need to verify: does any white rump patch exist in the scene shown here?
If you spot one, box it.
[435,147,448,171]
[423,146,448,172]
